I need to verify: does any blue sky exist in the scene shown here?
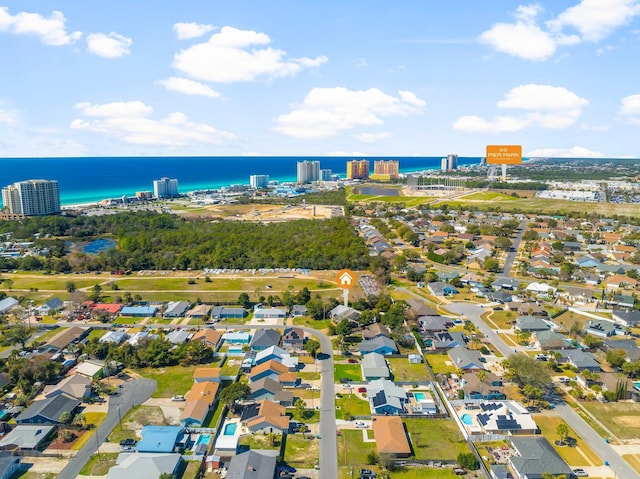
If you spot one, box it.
[1,0,640,158]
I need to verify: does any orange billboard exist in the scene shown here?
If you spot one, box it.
[486,145,522,165]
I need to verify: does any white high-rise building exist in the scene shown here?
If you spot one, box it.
[153,177,179,198]
[1,179,61,216]
[297,160,321,184]
[250,175,270,189]
[441,154,458,172]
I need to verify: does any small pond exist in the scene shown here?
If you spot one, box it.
[357,186,400,196]
[67,238,116,255]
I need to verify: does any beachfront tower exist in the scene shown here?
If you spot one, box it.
[250,175,270,189]
[441,154,458,172]
[297,160,321,184]
[153,177,179,198]
[371,160,399,181]
[1,179,61,216]
[346,159,370,180]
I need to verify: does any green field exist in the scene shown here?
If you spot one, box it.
[337,429,376,468]
[348,194,435,207]
[284,434,320,468]
[535,414,603,466]
[334,363,363,382]
[580,401,640,441]
[387,357,433,381]
[335,393,371,419]
[424,353,458,375]
[459,191,519,201]
[404,418,470,461]
[133,363,220,398]
[79,453,118,476]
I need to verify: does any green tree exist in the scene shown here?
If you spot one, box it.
[295,398,306,419]
[1,323,34,348]
[606,349,628,368]
[556,423,569,445]
[336,318,352,337]
[484,257,500,272]
[457,452,479,470]
[304,338,321,358]
[59,411,72,425]
[238,292,251,308]
[506,353,552,390]
[182,340,213,365]
[4,279,13,291]
[219,382,250,408]
[65,281,77,293]
[90,284,102,302]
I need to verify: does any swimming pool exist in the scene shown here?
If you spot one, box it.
[461,413,473,426]
[223,423,238,436]
[414,392,427,401]
[195,434,211,445]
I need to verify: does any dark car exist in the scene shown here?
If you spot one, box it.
[280,465,296,474]
[453,468,466,475]
[119,438,137,447]
[339,378,352,383]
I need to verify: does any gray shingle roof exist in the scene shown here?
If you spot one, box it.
[226,450,277,479]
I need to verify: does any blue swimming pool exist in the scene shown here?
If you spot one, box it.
[223,423,238,436]
[195,434,211,445]
[414,392,427,401]
[461,414,473,426]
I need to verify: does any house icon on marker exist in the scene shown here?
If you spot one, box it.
[339,272,353,286]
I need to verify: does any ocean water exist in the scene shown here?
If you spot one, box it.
[0,156,481,206]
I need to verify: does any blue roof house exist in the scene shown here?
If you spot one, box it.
[120,306,157,317]
[137,426,185,453]
[359,336,398,356]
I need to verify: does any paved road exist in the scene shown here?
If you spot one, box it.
[501,220,527,276]
[447,302,639,479]
[57,378,157,479]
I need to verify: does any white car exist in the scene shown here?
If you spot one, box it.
[342,384,353,389]
[354,421,368,428]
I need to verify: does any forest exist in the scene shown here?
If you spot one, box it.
[0,212,375,272]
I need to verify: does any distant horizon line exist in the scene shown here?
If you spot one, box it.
[2,155,639,160]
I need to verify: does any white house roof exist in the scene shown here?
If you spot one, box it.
[0,297,18,314]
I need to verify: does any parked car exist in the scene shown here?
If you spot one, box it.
[354,421,368,428]
[339,378,352,383]
[573,469,589,477]
[453,468,466,475]
[279,465,296,474]
[119,438,137,447]
[348,358,358,363]
[171,395,185,401]
[357,387,367,393]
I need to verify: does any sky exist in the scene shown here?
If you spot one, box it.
[1,0,640,159]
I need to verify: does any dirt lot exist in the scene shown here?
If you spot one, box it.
[183,203,343,222]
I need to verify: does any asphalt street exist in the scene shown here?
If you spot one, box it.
[501,220,527,276]
[447,302,639,479]
[57,378,157,479]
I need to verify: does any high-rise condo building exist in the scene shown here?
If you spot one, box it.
[441,154,458,172]
[297,160,321,184]
[320,169,332,181]
[250,175,270,189]
[371,160,399,181]
[153,177,179,198]
[346,159,370,179]
[1,179,61,216]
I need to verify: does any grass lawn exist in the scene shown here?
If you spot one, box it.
[112,276,325,292]
[108,405,167,443]
[554,311,588,332]
[424,353,458,375]
[623,454,640,474]
[404,418,470,461]
[485,310,517,330]
[239,433,281,450]
[580,401,640,441]
[299,372,321,380]
[79,452,119,475]
[135,363,220,398]
[29,327,61,344]
[180,461,203,479]
[534,414,603,466]
[380,468,464,479]
[284,433,320,468]
[70,412,108,449]
[460,191,519,202]
[334,363,363,382]
[11,474,59,479]
[289,408,320,424]
[205,398,227,429]
[71,429,96,450]
[220,358,241,377]
[335,393,371,419]
[291,317,333,330]
[387,357,433,382]
[86,329,108,340]
[337,429,376,468]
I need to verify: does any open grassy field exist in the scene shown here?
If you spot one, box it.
[424,353,458,375]
[334,363,363,382]
[284,434,320,468]
[111,276,329,292]
[108,405,167,443]
[348,194,435,207]
[387,357,433,381]
[29,327,62,344]
[133,363,221,398]
[458,191,519,202]
[483,310,517,330]
[404,418,470,461]
[581,401,640,441]
[534,414,603,466]
[335,393,371,419]
[79,453,118,476]
[337,429,376,468]
[623,454,640,474]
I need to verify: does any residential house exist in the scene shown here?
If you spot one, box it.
[41,326,87,352]
[576,254,600,268]
[431,331,466,350]
[492,278,520,291]
[225,450,276,479]
[180,381,219,427]
[599,372,640,402]
[186,304,212,320]
[0,453,20,479]
[36,297,64,315]
[43,373,92,401]
[358,336,398,356]
[0,425,55,450]
[163,301,190,318]
[491,291,513,304]
[223,332,252,344]
[136,426,185,453]
[165,329,192,344]
[475,401,537,435]
[99,330,128,345]
[562,287,594,306]
[371,416,411,458]
[127,331,156,346]
[447,346,485,371]
[329,305,361,322]
[193,367,221,383]
[361,352,391,380]
[584,319,625,338]
[282,327,305,349]
[608,294,635,309]
[253,307,287,320]
[119,306,157,317]
[361,323,391,340]
[16,392,81,424]
[535,330,570,351]
[606,274,639,291]
[427,282,459,297]
[418,316,453,334]
[525,282,556,297]
[76,359,104,379]
[249,360,289,383]
[291,305,308,317]
[553,350,600,373]
[515,316,550,332]
[190,329,223,349]
[461,373,505,400]
[0,297,18,315]
[405,298,439,319]
[254,346,298,370]
[249,377,283,402]
[506,302,547,316]
[367,379,408,414]
[250,329,281,351]
[613,310,640,328]
[106,453,183,479]
[210,306,247,321]
[241,400,290,434]
[602,339,640,361]
[509,436,574,479]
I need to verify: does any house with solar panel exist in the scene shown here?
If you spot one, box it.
[367,379,408,415]
[471,401,538,435]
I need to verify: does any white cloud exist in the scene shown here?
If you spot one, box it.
[547,0,640,42]
[273,87,425,139]
[173,26,327,83]
[353,132,393,142]
[71,100,236,146]
[87,32,132,58]
[620,94,640,115]
[0,6,81,46]
[478,21,557,61]
[0,104,18,125]
[157,77,221,98]
[454,83,588,132]
[527,146,603,158]
[173,22,216,40]
[480,1,640,60]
